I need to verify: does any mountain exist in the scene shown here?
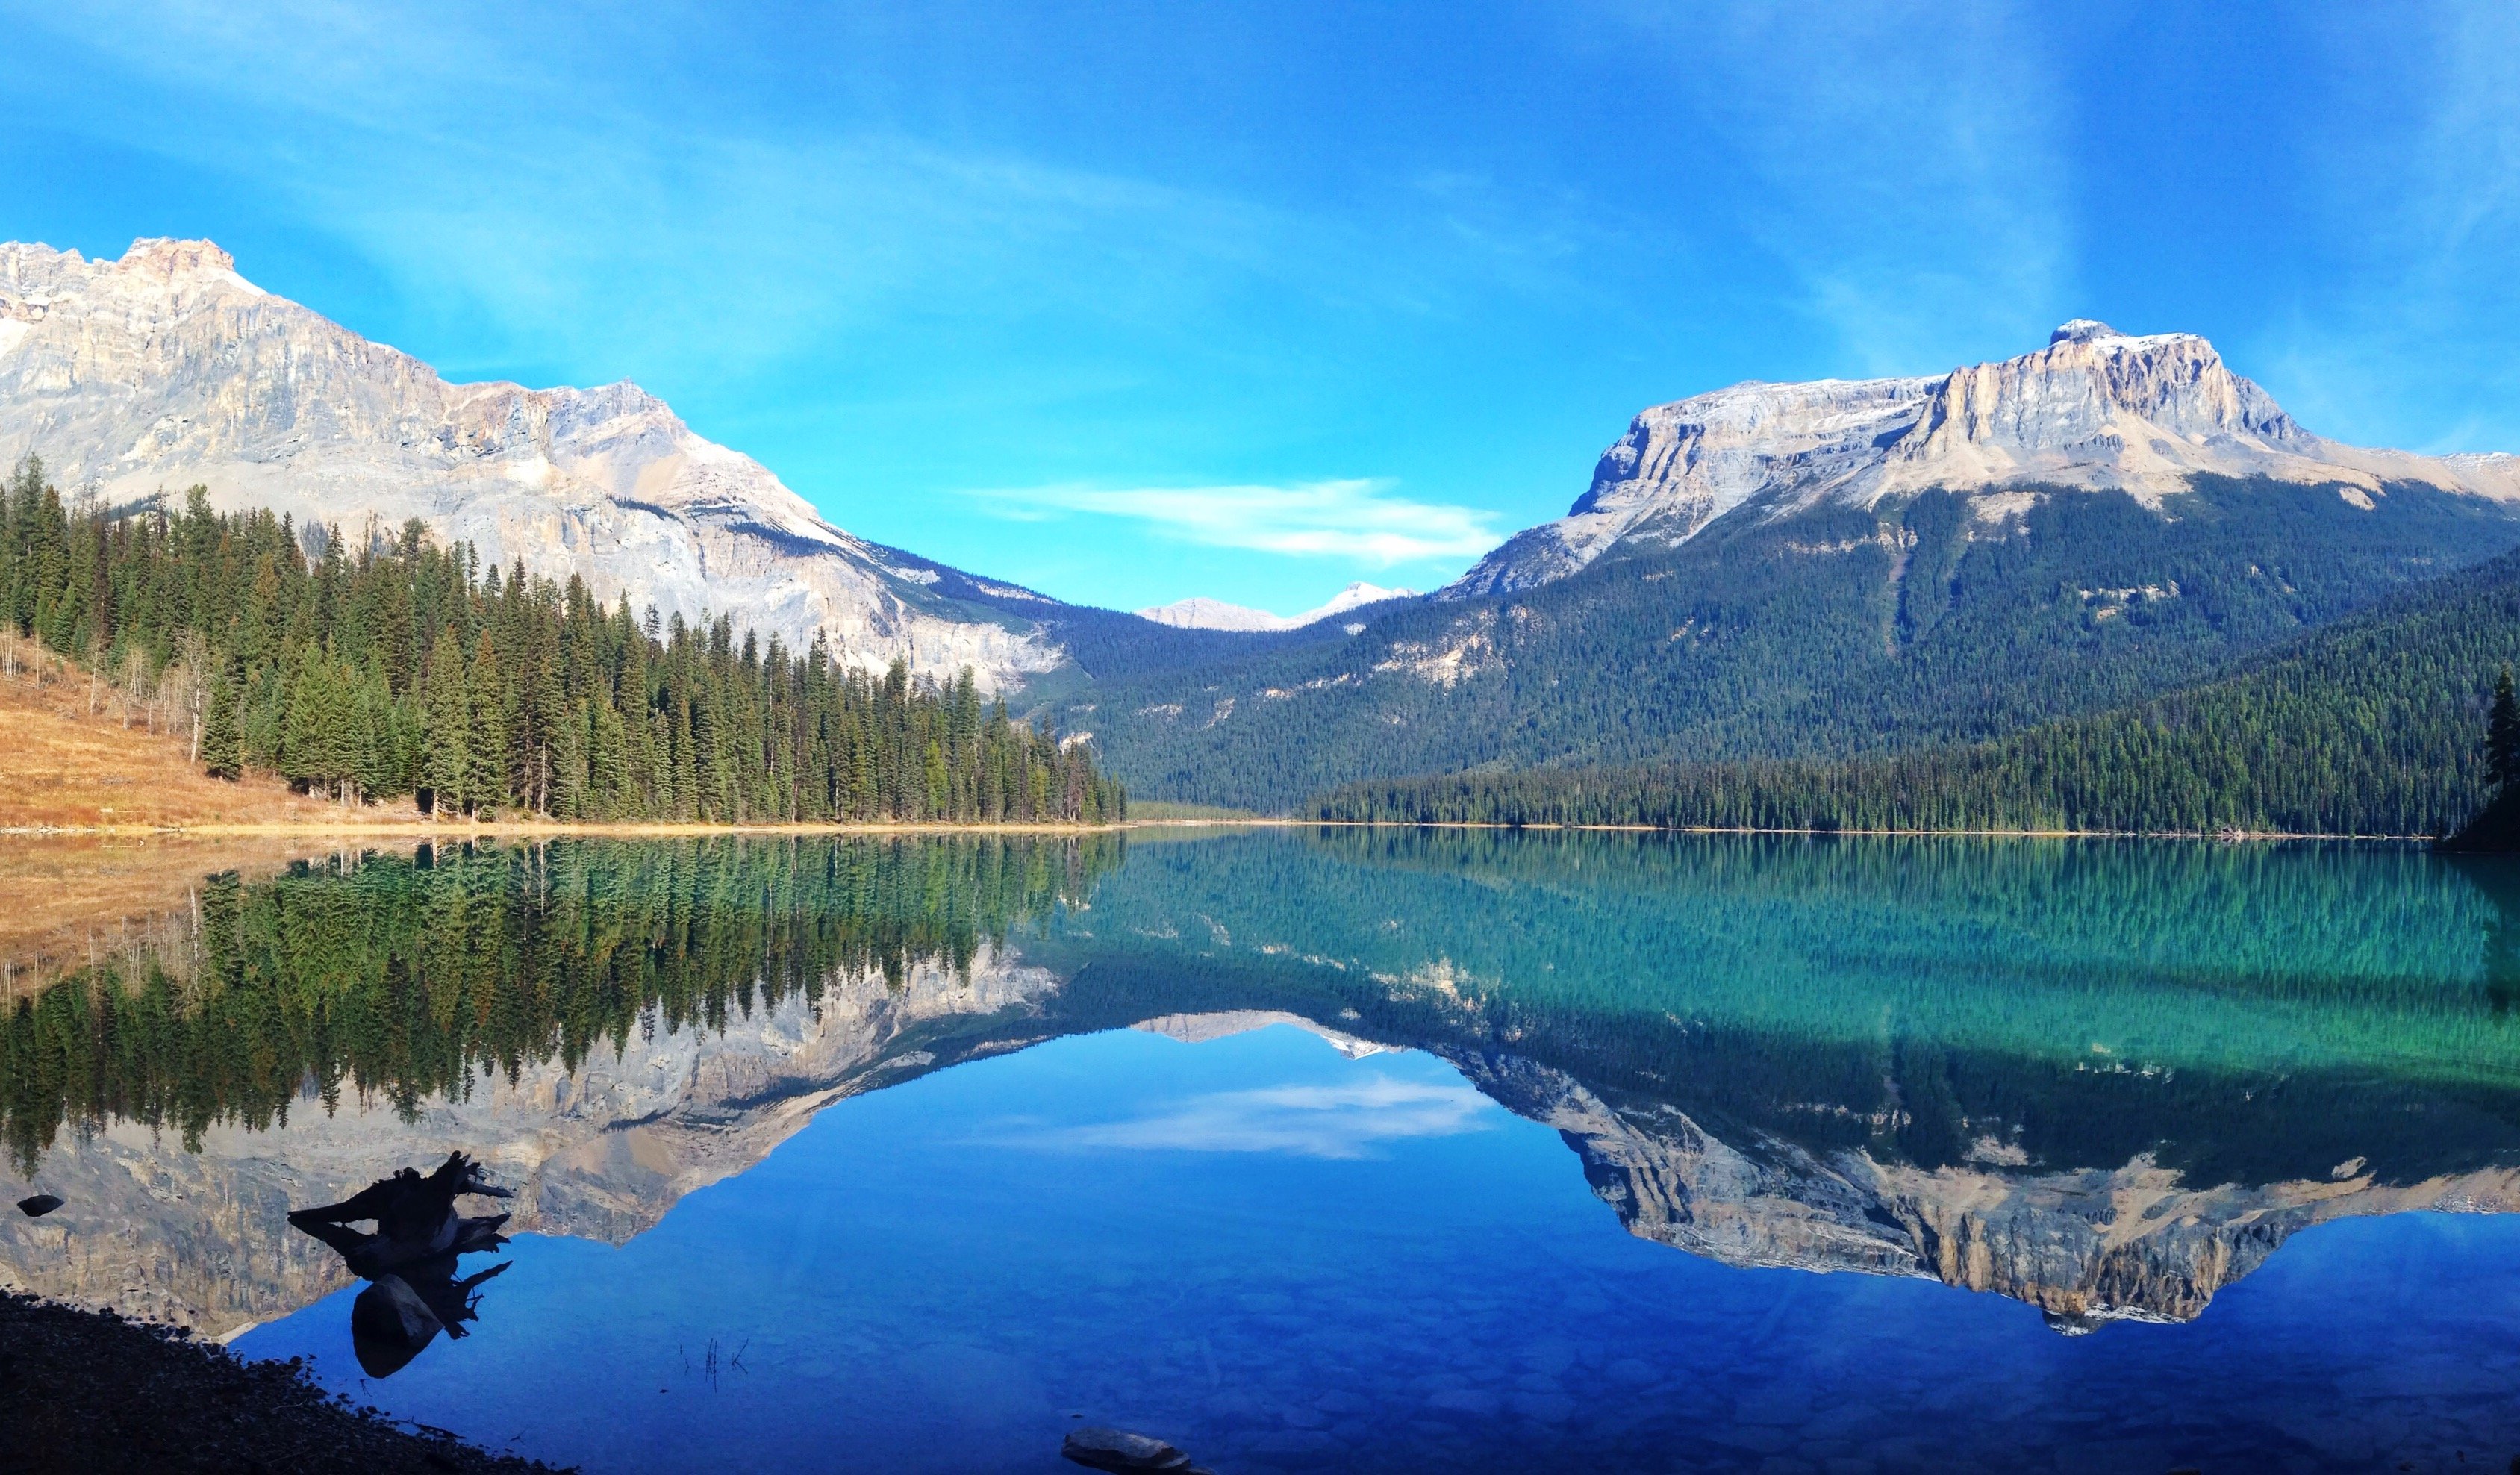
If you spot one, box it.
[1138,581,1419,632]
[1050,324,2520,809]
[1317,541,2520,837]
[1465,1049,2519,1331]
[1450,319,2520,597]
[0,238,1058,690]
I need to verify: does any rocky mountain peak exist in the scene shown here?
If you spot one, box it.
[0,237,1061,690]
[1445,320,2520,598]
[2049,318,2121,344]
[113,237,245,281]
[1138,580,1419,632]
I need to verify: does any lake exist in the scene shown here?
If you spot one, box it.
[4,829,2518,1473]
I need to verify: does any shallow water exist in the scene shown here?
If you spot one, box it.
[6,830,2519,1472]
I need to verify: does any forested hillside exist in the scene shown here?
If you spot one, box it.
[0,460,1123,824]
[1315,544,2520,836]
[1055,478,2520,811]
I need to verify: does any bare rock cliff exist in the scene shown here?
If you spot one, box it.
[1450,320,2520,596]
[0,238,1058,690]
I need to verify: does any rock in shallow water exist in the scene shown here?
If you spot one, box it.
[1061,1425,1210,1474]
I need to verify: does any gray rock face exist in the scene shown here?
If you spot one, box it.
[0,238,1059,690]
[1449,320,2520,596]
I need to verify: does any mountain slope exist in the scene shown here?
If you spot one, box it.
[0,238,1056,690]
[1317,540,2520,835]
[1053,325,2520,809]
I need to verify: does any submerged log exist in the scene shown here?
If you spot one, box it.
[288,1153,514,1378]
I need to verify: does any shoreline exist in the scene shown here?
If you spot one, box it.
[0,817,2436,841]
[1,1291,567,1474]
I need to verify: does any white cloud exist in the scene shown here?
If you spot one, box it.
[991,1077,1496,1159]
[969,480,1503,565]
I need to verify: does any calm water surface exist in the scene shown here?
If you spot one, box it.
[5,829,2519,1473]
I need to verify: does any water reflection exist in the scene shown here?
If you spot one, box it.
[2,830,2517,1343]
[288,1152,514,1376]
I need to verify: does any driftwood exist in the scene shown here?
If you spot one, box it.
[287,1152,514,1377]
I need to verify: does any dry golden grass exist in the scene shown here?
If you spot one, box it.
[0,657,417,830]
[0,835,352,988]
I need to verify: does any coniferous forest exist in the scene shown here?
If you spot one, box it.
[1315,544,2520,837]
[0,460,1123,824]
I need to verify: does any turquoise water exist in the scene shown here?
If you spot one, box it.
[9,831,2520,1471]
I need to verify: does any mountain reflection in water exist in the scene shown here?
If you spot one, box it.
[2,830,2517,1356]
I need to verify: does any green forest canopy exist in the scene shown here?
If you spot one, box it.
[1314,545,2520,837]
[0,459,1123,825]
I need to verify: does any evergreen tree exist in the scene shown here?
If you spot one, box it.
[0,471,1122,825]
[422,637,470,815]
[465,631,508,816]
[200,658,243,782]
[2491,667,2520,793]
[551,699,590,821]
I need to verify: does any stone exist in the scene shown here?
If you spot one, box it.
[1061,1426,1201,1474]
[15,1194,63,1217]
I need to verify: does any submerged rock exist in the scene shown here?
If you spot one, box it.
[16,1194,63,1217]
[1061,1426,1209,1474]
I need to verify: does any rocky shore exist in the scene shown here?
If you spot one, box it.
[0,1291,568,1474]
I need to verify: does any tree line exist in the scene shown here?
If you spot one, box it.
[0,458,1123,824]
[1072,481,2520,811]
[1314,543,2520,837]
[1,835,1123,1171]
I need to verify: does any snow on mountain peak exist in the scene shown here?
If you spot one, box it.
[2049,319,2121,344]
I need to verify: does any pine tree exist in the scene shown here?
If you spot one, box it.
[550,699,590,821]
[422,637,470,816]
[588,697,632,820]
[278,641,328,795]
[2492,667,2520,794]
[0,478,1122,827]
[200,659,244,781]
[465,631,508,816]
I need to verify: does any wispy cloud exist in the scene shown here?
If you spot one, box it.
[988,1078,1495,1159]
[2254,1,2520,452]
[1588,0,2071,375]
[969,480,1503,564]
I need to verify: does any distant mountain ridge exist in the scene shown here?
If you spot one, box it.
[1052,323,2520,808]
[1450,319,2520,596]
[1137,581,1418,632]
[0,237,1059,690]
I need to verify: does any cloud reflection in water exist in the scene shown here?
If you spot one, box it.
[988,1074,1495,1159]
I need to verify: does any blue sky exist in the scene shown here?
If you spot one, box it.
[1,2,2515,615]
